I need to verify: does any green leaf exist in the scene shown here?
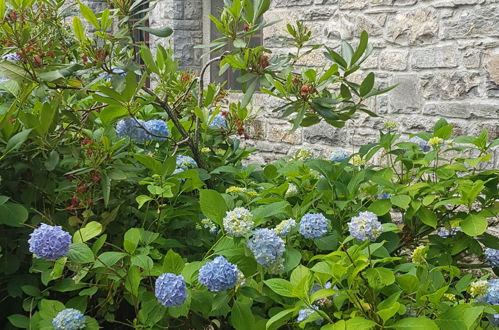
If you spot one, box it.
[417,207,437,228]
[0,0,5,20]
[199,189,227,226]
[137,26,173,37]
[284,247,301,272]
[78,1,99,29]
[253,201,290,224]
[346,317,377,330]
[266,308,295,330]
[73,221,102,243]
[162,249,185,275]
[93,252,125,268]
[351,31,368,65]
[435,305,484,330]
[99,105,128,126]
[368,199,391,216]
[5,129,32,153]
[264,279,295,297]
[140,46,158,74]
[242,80,257,108]
[397,274,419,294]
[44,150,59,171]
[377,302,400,323]
[231,299,255,330]
[360,73,375,97]
[365,267,395,289]
[0,202,28,227]
[7,314,29,328]
[124,228,141,254]
[233,38,246,48]
[388,317,438,330]
[136,195,153,209]
[72,16,85,42]
[461,214,487,237]
[131,255,154,273]
[67,243,94,263]
[390,195,411,210]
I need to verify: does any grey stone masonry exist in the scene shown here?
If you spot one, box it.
[148,0,499,166]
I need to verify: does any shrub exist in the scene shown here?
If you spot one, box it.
[0,0,498,329]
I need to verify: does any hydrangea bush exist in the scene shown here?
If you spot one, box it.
[0,0,498,329]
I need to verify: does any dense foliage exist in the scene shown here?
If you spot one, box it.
[0,0,498,329]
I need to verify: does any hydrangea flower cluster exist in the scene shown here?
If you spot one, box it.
[274,219,296,237]
[28,223,71,260]
[225,186,247,194]
[116,118,170,143]
[200,219,217,234]
[411,245,427,264]
[116,118,148,143]
[428,136,444,147]
[294,149,314,160]
[485,248,499,268]
[470,280,488,298]
[145,120,170,141]
[247,229,285,273]
[408,136,430,152]
[483,279,499,326]
[209,114,227,129]
[299,213,329,239]
[347,211,382,242]
[352,155,365,166]
[330,149,350,162]
[52,308,86,330]
[173,155,197,174]
[437,226,461,238]
[285,183,299,198]
[297,306,323,324]
[377,192,391,200]
[198,256,240,292]
[223,207,254,237]
[1,53,21,63]
[154,273,187,307]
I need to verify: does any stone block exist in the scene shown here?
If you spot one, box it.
[339,0,368,9]
[380,49,409,71]
[411,45,459,69]
[274,0,314,7]
[442,6,499,39]
[266,125,303,144]
[388,74,423,112]
[303,122,348,145]
[385,9,439,45]
[420,72,481,100]
[423,102,499,119]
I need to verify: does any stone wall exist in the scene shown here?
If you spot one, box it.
[149,0,499,165]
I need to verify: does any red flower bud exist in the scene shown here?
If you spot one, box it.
[259,55,269,69]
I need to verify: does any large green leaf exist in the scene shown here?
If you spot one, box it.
[137,26,173,37]
[67,243,94,263]
[388,317,438,330]
[0,202,28,227]
[199,189,227,226]
[365,267,395,289]
[124,228,141,254]
[461,214,487,237]
[73,221,102,243]
[264,279,295,297]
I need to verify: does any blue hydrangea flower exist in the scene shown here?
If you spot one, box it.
[223,207,253,237]
[116,118,148,143]
[299,213,329,239]
[247,229,285,273]
[173,155,197,174]
[145,120,170,140]
[0,76,9,83]
[378,192,391,200]
[2,53,21,63]
[209,114,227,129]
[408,136,430,152]
[348,211,383,242]
[484,279,499,306]
[297,305,323,324]
[330,149,350,162]
[274,219,296,237]
[437,226,461,238]
[52,308,86,330]
[485,248,499,268]
[28,223,71,260]
[198,256,239,292]
[155,273,187,307]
